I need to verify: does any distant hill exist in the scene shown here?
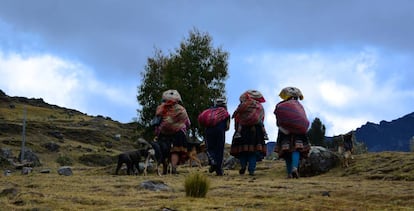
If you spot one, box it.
[354,112,414,152]
[0,89,140,168]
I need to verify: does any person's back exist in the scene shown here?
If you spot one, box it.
[201,98,230,176]
[154,89,190,174]
[273,87,310,179]
[230,90,267,176]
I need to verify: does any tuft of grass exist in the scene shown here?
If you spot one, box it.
[184,172,210,198]
[56,155,73,166]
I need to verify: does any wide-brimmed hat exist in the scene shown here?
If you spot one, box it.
[162,89,182,102]
[279,87,304,100]
[240,90,265,103]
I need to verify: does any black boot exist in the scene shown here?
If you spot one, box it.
[209,165,216,173]
[239,168,246,175]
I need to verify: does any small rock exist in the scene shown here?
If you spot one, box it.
[321,191,330,197]
[40,169,51,174]
[21,167,32,175]
[58,166,73,176]
[139,180,171,191]
[4,169,12,176]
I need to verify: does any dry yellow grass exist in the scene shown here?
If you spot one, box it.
[2,96,413,210]
[1,156,413,211]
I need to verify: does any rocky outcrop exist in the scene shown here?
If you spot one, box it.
[299,146,340,177]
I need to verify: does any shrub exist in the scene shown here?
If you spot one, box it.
[184,172,210,198]
[56,155,73,166]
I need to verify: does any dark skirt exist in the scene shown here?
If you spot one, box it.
[230,124,267,159]
[158,130,188,164]
[274,130,310,159]
[205,120,227,149]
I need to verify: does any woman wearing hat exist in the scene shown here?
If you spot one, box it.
[198,98,230,176]
[154,89,190,174]
[230,90,267,176]
[274,87,310,179]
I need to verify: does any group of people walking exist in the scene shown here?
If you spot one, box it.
[152,87,310,178]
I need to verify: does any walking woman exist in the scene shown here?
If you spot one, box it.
[274,87,310,178]
[230,90,267,176]
[198,98,230,176]
[154,89,190,174]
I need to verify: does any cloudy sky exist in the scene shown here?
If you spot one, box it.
[1,0,413,143]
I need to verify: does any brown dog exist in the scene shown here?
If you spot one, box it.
[187,144,203,168]
[338,144,353,168]
[338,132,354,168]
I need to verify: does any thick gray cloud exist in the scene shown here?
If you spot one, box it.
[1,0,414,80]
[1,0,414,136]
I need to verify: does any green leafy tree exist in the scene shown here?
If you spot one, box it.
[136,50,168,139]
[307,117,326,146]
[137,28,229,140]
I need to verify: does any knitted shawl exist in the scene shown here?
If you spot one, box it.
[156,100,189,135]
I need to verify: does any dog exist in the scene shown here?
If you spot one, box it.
[137,135,208,175]
[186,141,205,169]
[338,132,354,168]
[115,148,151,175]
[145,137,171,175]
[147,137,207,175]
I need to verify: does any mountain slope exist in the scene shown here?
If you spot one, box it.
[355,112,414,152]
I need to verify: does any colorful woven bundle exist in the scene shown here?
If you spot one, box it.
[274,99,309,134]
[233,99,264,126]
[156,101,188,134]
[198,107,230,127]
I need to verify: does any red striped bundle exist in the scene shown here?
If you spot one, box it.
[274,99,309,134]
[156,101,189,134]
[233,99,264,126]
[198,107,230,127]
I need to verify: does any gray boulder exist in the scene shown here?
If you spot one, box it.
[58,166,73,176]
[299,146,340,177]
[223,156,239,170]
[139,180,171,192]
[18,148,41,167]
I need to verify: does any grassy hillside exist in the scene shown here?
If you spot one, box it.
[1,155,413,210]
[1,92,414,210]
[0,94,139,169]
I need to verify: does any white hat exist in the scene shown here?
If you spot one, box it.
[214,97,227,107]
[162,89,182,102]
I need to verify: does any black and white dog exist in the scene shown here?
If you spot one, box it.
[148,137,171,175]
[115,148,152,175]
